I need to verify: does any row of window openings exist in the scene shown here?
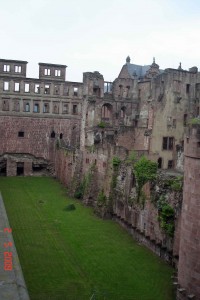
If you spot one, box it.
[2,101,78,114]
[44,69,61,76]
[18,131,63,139]
[3,65,22,73]
[157,157,174,169]
[3,82,79,96]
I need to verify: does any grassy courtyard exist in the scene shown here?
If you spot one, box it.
[0,177,175,300]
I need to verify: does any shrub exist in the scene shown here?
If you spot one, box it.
[98,121,106,128]
[112,156,121,167]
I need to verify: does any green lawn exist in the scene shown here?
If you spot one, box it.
[0,177,175,300]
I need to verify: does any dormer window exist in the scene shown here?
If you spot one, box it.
[3,65,10,72]
[44,68,51,76]
[15,65,22,73]
[55,69,61,76]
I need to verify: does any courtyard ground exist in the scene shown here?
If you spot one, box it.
[0,177,175,300]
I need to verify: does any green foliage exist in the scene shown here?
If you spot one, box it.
[74,167,93,199]
[126,150,137,165]
[188,117,200,125]
[159,203,175,237]
[97,189,107,206]
[133,156,157,204]
[112,156,121,167]
[170,176,183,191]
[98,121,106,128]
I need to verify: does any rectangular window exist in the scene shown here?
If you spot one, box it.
[15,65,22,73]
[183,114,187,126]
[44,68,51,76]
[162,137,174,150]
[186,84,190,94]
[62,103,69,114]
[18,131,24,137]
[54,85,60,95]
[43,103,49,113]
[73,104,78,114]
[3,65,10,72]
[172,119,176,128]
[35,84,40,93]
[14,82,20,92]
[168,160,174,169]
[86,158,89,164]
[33,103,39,113]
[44,84,50,94]
[3,81,9,91]
[24,102,30,112]
[55,69,61,76]
[25,83,30,93]
[73,87,78,96]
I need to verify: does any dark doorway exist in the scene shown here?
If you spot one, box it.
[0,160,7,176]
[17,162,24,176]
[158,157,162,169]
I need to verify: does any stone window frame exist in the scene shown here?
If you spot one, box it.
[24,83,30,93]
[3,81,9,91]
[62,102,69,114]
[43,103,50,113]
[33,102,40,113]
[55,69,61,77]
[44,68,51,76]
[14,65,22,73]
[14,82,20,92]
[162,137,174,150]
[3,64,10,72]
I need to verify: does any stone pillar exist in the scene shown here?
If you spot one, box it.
[177,125,200,299]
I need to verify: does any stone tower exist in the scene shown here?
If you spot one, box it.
[177,124,200,299]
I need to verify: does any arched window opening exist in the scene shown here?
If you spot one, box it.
[51,131,55,138]
[101,103,113,124]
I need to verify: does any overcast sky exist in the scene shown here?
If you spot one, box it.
[1,0,200,82]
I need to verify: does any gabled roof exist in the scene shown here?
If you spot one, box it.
[127,63,151,78]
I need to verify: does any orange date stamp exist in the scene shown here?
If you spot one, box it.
[3,228,13,271]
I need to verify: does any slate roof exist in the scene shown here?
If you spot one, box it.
[127,63,151,78]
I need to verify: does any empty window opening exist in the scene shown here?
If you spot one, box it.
[197,142,200,148]
[55,69,61,76]
[2,100,9,111]
[44,84,50,94]
[104,82,112,93]
[54,85,60,95]
[101,104,112,122]
[138,89,141,98]
[157,157,162,169]
[172,119,176,128]
[86,158,89,164]
[168,160,174,169]
[44,68,51,76]
[187,137,189,144]
[43,103,49,113]
[63,103,69,114]
[35,84,40,93]
[18,131,24,137]
[94,159,97,165]
[131,174,136,188]
[51,131,55,138]
[53,104,59,114]
[15,65,22,73]
[25,103,30,112]
[14,82,20,92]
[4,81,9,91]
[3,65,10,72]
[186,84,190,94]
[119,85,123,96]
[126,86,130,97]
[60,133,63,139]
[34,103,39,113]
[17,162,24,176]
[183,114,188,126]
[0,160,7,176]
[162,137,174,150]
[93,87,100,97]
[73,105,78,114]
[25,83,30,93]
[13,101,20,112]
[32,163,46,174]
[120,107,126,118]
[197,106,200,116]
[73,87,78,96]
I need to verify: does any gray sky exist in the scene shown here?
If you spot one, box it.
[1,0,200,82]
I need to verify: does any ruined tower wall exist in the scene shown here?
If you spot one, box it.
[177,125,200,299]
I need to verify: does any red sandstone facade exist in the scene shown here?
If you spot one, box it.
[0,57,200,299]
